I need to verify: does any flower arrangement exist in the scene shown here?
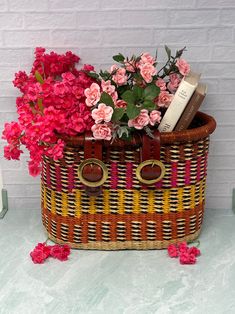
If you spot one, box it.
[84,45,190,141]
[2,47,95,176]
[2,46,190,176]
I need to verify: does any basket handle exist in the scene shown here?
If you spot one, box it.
[136,130,165,185]
[77,132,108,196]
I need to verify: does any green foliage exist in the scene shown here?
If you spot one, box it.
[100,92,115,107]
[143,84,160,100]
[121,90,135,105]
[111,108,125,122]
[126,103,141,119]
[113,53,125,63]
[35,71,44,84]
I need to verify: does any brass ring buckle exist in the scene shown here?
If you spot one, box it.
[136,159,165,185]
[78,158,108,187]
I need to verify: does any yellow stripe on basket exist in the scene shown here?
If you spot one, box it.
[162,189,170,214]
[190,185,196,209]
[75,190,82,217]
[133,190,140,214]
[103,190,110,214]
[177,187,184,212]
[50,190,56,214]
[89,196,96,214]
[61,192,68,217]
[147,190,155,213]
[118,190,125,214]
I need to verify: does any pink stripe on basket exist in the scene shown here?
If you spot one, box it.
[197,156,202,181]
[68,166,74,192]
[185,159,191,185]
[204,152,208,176]
[110,162,118,189]
[55,165,62,191]
[46,162,51,187]
[126,162,133,189]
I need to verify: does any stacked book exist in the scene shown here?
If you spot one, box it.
[158,71,207,132]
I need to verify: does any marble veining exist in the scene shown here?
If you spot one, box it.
[0,209,235,314]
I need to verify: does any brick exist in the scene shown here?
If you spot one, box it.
[207,27,233,44]
[221,9,235,24]
[9,0,48,11]
[210,140,235,156]
[0,48,33,66]
[0,82,18,97]
[2,170,39,184]
[204,94,235,110]
[183,46,212,61]
[202,79,219,94]
[154,28,207,44]
[197,0,235,7]
[204,109,235,125]
[207,155,235,169]
[1,159,21,171]
[201,62,235,78]
[120,10,167,27]
[0,14,23,29]
[4,31,50,47]
[5,184,40,197]
[102,29,153,46]
[214,126,235,140]
[0,0,7,11]
[218,79,235,93]
[77,11,120,28]
[8,197,41,210]
[212,46,235,61]
[101,0,144,9]
[79,47,125,64]
[205,196,232,210]
[206,182,231,196]
[49,0,100,11]
[207,169,235,182]
[0,97,16,112]
[145,0,196,8]
[24,13,76,29]
[169,10,219,26]
[51,30,101,47]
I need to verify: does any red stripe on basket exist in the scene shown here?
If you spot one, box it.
[55,165,62,191]
[110,162,118,189]
[126,162,133,189]
[204,152,208,176]
[155,179,163,189]
[171,162,178,187]
[185,159,191,185]
[46,162,51,187]
[68,166,74,192]
[197,156,202,181]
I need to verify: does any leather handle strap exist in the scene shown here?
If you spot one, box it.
[137,131,165,184]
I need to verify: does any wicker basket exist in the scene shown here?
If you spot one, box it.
[41,112,216,250]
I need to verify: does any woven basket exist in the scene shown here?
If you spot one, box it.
[41,112,216,250]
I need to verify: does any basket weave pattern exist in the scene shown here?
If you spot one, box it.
[41,113,215,249]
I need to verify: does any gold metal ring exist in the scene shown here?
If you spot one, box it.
[78,158,108,187]
[136,159,165,185]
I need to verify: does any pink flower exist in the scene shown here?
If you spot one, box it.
[188,246,201,257]
[178,242,188,253]
[115,100,127,109]
[157,91,173,108]
[176,58,190,76]
[179,252,197,265]
[91,103,114,124]
[84,83,101,107]
[28,160,41,177]
[30,242,51,264]
[124,59,136,72]
[101,80,118,102]
[4,145,23,160]
[128,109,150,130]
[167,73,181,93]
[167,244,179,258]
[91,123,112,141]
[110,65,128,86]
[155,78,166,91]
[140,52,155,65]
[149,110,161,126]
[50,244,71,261]
[46,139,65,160]
[139,63,156,83]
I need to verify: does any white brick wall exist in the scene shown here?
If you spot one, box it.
[0,0,234,211]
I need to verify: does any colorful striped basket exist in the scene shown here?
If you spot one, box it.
[41,112,216,250]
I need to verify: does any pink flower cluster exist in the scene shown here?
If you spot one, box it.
[30,242,71,264]
[2,48,95,176]
[167,242,201,265]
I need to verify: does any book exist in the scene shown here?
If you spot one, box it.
[174,83,207,131]
[158,71,201,132]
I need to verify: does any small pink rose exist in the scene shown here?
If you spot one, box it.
[91,123,112,141]
[155,78,166,91]
[84,83,101,107]
[124,59,136,72]
[139,63,156,83]
[110,65,127,86]
[101,80,116,95]
[179,252,196,265]
[91,103,114,124]
[128,109,150,130]
[139,52,155,65]
[157,91,173,108]
[115,100,127,109]
[188,246,201,257]
[167,73,181,93]
[149,110,161,126]
[178,242,188,253]
[176,58,190,76]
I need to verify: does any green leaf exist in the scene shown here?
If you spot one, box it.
[133,85,144,100]
[35,70,44,84]
[142,100,156,111]
[99,92,114,108]
[165,45,171,60]
[113,53,125,63]
[121,90,135,104]
[111,108,125,122]
[126,103,141,119]
[37,98,44,112]
[143,84,160,100]
[86,71,100,80]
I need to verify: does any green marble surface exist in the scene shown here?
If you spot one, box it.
[0,208,235,314]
